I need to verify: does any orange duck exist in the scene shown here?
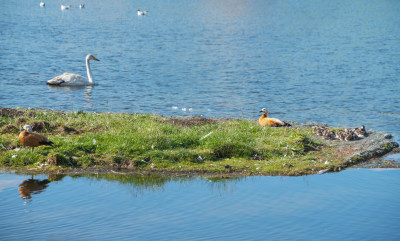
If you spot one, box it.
[19,125,53,149]
[258,108,291,127]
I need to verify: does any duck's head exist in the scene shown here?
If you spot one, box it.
[86,54,100,61]
[259,108,268,115]
[21,125,33,133]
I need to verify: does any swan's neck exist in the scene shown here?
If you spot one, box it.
[86,58,94,84]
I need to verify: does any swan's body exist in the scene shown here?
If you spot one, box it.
[40,2,45,7]
[47,54,100,86]
[258,108,291,127]
[79,4,85,8]
[61,4,70,10]
[137,9,148,16]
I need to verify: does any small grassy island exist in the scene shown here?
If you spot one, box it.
[0,107,398,177]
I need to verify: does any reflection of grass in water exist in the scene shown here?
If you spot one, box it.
[204,176,245,194]
[0,108,350,175]
[72,173,184,195]
[71,173,245,196]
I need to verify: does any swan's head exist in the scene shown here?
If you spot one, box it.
[260,108,268,114]
[86,54,100,61]
[21,125,33,133]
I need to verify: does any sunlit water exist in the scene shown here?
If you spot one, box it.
[1,0,400,239]
[0,169,400,240]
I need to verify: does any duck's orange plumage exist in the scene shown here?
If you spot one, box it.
[19,125,53,148]
[258,108,290,127]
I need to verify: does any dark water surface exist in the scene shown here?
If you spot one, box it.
[1,0,400,240]
[1,169,400,241]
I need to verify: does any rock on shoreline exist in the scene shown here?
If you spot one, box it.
[289,120,399,170]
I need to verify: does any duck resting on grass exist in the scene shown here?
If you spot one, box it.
[19,125,53,150]
[258,108,291,127]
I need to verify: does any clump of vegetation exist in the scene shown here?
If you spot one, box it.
[0,108,349,175]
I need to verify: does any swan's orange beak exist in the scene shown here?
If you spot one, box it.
[93,56,100,61]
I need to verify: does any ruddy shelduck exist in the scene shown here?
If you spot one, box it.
[19,125,53,149]
[258,108,291,127]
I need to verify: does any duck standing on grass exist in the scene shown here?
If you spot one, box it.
[258,108,291,127]
[19,125,53,150]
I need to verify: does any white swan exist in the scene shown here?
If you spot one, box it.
[47,54,100,86]
[40,2,45,7]
[79,4,85,8]
[61,4,70,10]
[137,9,148,16]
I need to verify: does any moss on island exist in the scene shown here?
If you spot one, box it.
[0,107,398,176]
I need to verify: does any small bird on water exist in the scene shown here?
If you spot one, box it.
[19,125,53,150]
[137,9,148,16]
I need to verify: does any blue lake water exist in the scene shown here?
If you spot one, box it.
[1,169,400,240]
[1,0,400,240]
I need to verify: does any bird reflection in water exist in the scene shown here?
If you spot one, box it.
[47,85,94,110]
[18,174,64,200]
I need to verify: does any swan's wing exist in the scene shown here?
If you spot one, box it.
[47,73,86,86]
[47,76,65,85]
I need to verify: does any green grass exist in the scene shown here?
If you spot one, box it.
[0,108,344,176]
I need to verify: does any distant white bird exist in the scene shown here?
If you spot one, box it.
[61,4,70,10]
[47,54,100,86]
[79,4,85,8]
[40,2,45,7]
[137,9,148,16]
